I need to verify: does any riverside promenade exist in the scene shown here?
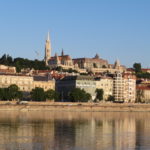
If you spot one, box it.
[0,101,150,112]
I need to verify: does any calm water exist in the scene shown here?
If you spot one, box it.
[0,111,149,150]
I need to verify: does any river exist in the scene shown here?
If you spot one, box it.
[0,111,149,150]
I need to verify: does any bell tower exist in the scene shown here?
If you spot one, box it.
[44,32,51,65]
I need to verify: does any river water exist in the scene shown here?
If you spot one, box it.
[0,111,149,150]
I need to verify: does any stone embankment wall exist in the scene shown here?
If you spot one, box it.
[0,101,150,112]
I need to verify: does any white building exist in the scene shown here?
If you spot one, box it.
[113,72,136,102]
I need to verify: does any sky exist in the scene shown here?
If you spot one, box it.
[0,0,150,67]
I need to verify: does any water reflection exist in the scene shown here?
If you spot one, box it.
[0,112,149,150]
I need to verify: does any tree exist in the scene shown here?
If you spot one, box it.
[136,89,144,103]
[95,89,104,101]
[8,84,22,100]
[0,85,22,101]
[31,87,46,101]
[0,54,50,72]
[84,93,92,101]
[133,63,141,73]
[45,89,60,101]
[107,95,115,102]
[69,88,91,102]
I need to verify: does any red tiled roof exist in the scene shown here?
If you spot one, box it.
[136,86,150,90]
[50,55,72,61]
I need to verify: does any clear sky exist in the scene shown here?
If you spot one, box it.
[0,0,150,67]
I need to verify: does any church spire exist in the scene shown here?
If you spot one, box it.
[45,31,51,66]
[61,48,64,56]
[47,31,50,41]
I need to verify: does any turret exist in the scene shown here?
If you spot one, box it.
[44,32,51,65]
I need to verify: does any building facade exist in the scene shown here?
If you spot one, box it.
[48,50,74,69]
[113,72,136,102]
[0,74,55,92]
[95,77,113,100]
[73,54,109,71]
[56,75,96,101]
[0,65,16,74]
[0,74,33,91]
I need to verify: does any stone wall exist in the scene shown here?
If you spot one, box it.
[0,101,150,112]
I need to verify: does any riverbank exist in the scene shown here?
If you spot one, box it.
[0,101,150,112]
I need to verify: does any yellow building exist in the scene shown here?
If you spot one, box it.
[95,77,113,100]
[33,75,55,91]
[0,74,55,92]
[0,74,33,91]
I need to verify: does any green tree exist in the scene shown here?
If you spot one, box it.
[31,87,46,101]
[84,93,92,101]
[107,95,115,102]
[69,88,91,102]
[8,84,22,100]
[95,89,104,101]
[0,85,22,101]
[133,63,141,73]
[45,89,60,101]
[136,89,144,103]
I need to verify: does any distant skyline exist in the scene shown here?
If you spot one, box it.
[0,0,150,67]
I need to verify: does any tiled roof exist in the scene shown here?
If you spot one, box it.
[50,55,72,61]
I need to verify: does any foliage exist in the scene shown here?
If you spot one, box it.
[136,89,144,103]
[30,87,46,101]
[136,72,150,79]
[69,88,91,102]
[0,84,22,100]
[95,89,104,101]
[0,54,50,72]
[133,63,141,73]
[53,67,78,73]
[30,88,60,102]
[45,89,60,101]
[107,95,115,102]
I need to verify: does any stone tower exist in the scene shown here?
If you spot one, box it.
[45,32,51,65]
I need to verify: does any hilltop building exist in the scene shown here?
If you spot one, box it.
[0,65,16,74]
[44,32,51,66]
[73,54,109,70]
[44,32,126,73]
[48,50,74,69]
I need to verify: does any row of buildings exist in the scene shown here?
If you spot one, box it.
[0,64,136,102]
[42,32,136,102]
[0,32,150,103]
[56,72,136,102]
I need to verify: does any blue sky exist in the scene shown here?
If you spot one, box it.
[0,0,150,67]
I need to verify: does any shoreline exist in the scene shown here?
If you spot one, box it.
[0,101,150,112]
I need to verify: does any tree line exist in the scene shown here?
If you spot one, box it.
[133,63,150,79]
[0,54,49,72]
[0,84,115,102]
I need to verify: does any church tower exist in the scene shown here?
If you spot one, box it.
[44,32,51,65]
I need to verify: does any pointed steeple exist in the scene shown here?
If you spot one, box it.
[61,49,64,56]
[94,53,99,59]
[47,31,50,41]
[114,59,121,69]
[45,31,52,66]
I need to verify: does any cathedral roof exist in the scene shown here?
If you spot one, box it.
[50,55,72,61]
